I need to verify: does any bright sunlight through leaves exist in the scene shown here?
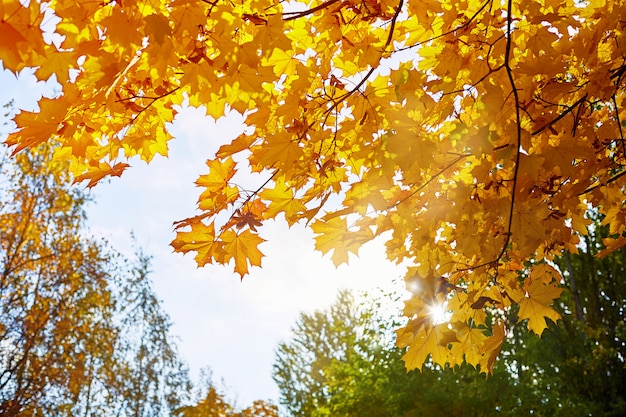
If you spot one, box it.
[2,0,626,374]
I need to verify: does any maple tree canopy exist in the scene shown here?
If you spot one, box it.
[2,0,625,372]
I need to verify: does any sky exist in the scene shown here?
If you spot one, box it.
[1,66,407,408]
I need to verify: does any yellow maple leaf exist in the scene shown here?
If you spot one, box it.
[33,46,77,84]
[451,323,487,368]
[478,321,506,373]
[251,133,303,172]
[518,273,563,335]
[265,48,299,77]
[196,157,240,212]
[220,229,265,277]
[196,157,237,192]
[529,263,561,284]
[171,221,219,267]
[401,323,457,371]
[259,178,306,225]
[311,217,373,267]
[511,200,554,256]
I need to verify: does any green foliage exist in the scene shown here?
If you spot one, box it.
[273,291,374,417]
[503,220,626,416]
[273,290,521,416]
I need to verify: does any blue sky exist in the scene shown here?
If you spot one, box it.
[1,65,406,408]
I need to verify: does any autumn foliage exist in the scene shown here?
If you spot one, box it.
[0,146,192,416]
[2,0,626,372]
[0,145,280,415]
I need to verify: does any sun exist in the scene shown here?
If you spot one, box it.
[427,302,449,325]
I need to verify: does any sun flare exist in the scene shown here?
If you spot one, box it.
[427,302,449,325]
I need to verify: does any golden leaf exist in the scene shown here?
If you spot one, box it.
[518,267,564,335]
[220,229,265,277]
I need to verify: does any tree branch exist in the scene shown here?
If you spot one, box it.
[494,0,522,266]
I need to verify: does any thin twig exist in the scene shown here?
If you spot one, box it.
[531,94,588,136]
[389,154,471,209]
[394,0,492,52]
[612,94,625,161]
[579,170,626,195]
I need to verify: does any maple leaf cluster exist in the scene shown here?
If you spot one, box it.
[2,0,626,372]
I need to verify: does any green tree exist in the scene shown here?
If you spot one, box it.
[273,291,373,417]
[502,218,626,416]
[107,250,192,417]
[273,289,522,417]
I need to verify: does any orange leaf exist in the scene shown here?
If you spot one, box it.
[0,20,27,69]
[598,235,626,258]
[34,46,77,84]
[171,221,219,266]
[144,14,171,45]
[196,157,237,192]
[7,98,69,153]
[73,162,130,188]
